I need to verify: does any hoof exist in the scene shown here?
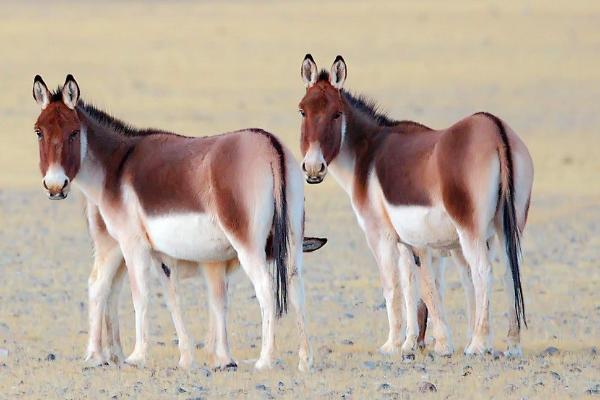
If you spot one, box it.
[433,339,454,357]
[254,358,273,371]
[178,356,194,371]
[298,356,313,372]
[124,354,146,368]
[379,341,401,355]
[84,350,107,366]
[401,335,418,358]
[464,340,492,356]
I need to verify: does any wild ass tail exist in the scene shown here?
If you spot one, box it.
[255,129,290,318]
[476,112,527,330]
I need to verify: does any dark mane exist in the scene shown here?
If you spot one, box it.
[49,87,173,137]
[317,69,330,82]
[341,90,400,127]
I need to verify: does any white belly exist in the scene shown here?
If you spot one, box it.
[146,213,236,262]
[386,204,459,249]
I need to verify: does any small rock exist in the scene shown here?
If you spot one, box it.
[505,383,518,393]
[492,351,503,360]
[46,353,56,361]
[540,346,559,357]
[196,367,212,378]
[363,361,377,370]
[591,347,598,356]
[418,381,437,393]
[374,302,386,311]
[255,384,268,391]
[402,354,415,363]
[344,313,354,319]
[550,371,561,381]
[341,339,354,346]
[195,341,205,350]
[177,387,187,393]
[586,384,600,395]
[378,383,391,391]
[462,365,472,376]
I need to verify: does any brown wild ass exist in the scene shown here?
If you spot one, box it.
[32,74,318,371]
[298,55,533,356]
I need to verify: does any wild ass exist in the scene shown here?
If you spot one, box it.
[32,74,316,371]
[298,55,533,356]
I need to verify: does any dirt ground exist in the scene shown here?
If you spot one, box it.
[1,1,599,399]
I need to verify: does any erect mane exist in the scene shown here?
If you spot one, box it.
[49,87,172,137]
[341,90,400,127]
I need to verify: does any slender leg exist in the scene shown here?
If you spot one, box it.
[104,261,126,363]
[85,243,122,365]
[451,249,476,343]
[417,250,453,356]
[155,261,194,369]
[203,262,235,369]
[121,243,154,367]
[364,230,403,354]
[235,249,275,370]
[397,243,420,357]
[496,231,522,357]
[289,247,312,371]
[459,233,493,355]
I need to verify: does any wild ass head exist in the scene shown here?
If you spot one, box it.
[298,54,347,184]
[32,75,83,199]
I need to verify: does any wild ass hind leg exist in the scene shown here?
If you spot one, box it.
[495,228,522,358]
[397,243,420,359]
[155,260,195,370]
[288,235,312,372]
[203,262,236,370]
[104,261,126,364]
[86,240,123,366]
[458,232,494,356]
[364,229,403,355]
[417,250,453,357]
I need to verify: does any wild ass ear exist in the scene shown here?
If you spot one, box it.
[301,54,318,88]
[62,74,80,110]
[33,75,51,109]
[302,237,328,252]
[330,55,347,89]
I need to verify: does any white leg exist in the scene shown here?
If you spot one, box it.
[397,244,420,357]
[364,231,403,354]
[289,249,312,371]
[203,263,235,369]
[459,233,493,355]
[156,262,194,369]
[86,244,122,365]
[451,249,476,343]
[236,249,275,370]
[105,262,126,363]
[121,243,154,367]
[418,250,453,356]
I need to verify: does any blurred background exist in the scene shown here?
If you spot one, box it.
[0,1,599,398]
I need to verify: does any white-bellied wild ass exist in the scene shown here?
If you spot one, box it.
[298,55,533,356]
[32,74,322,371]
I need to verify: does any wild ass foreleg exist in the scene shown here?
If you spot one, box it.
[365,230,403,354]
[203,262,235,370]
[155,260,194,370]
[104,261,126,363]
[397,243,420,358]
[289,245,312,371]
[86,239,123,365]
[416,250,453,356]
[451,249,476,343]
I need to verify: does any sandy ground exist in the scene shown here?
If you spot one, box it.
[1,1,599,398]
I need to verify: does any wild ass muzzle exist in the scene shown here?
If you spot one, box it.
[32,74,317,371]
[298,55,533,357]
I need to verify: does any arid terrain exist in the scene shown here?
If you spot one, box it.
[0,1,599,399]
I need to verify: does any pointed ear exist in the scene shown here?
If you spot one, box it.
[302,237,327,252]
[301,54,318,88]
[330,55,347,89]
[62,74,80,110]
[33,75,51,109]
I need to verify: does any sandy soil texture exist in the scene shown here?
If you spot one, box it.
[1,1,599,399]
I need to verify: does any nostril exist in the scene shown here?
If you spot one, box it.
[62,179,69,189]
[43,180,49,190]
[301,162,307,172]
[319,163,326,173]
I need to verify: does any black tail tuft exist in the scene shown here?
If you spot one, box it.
[476,112,526,330]
[252,129,290,318]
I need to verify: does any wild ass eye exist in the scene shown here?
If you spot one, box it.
[35,129,43,141]
[333,111,342,120]
[69,130,80,142]
[299,109,305,117]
